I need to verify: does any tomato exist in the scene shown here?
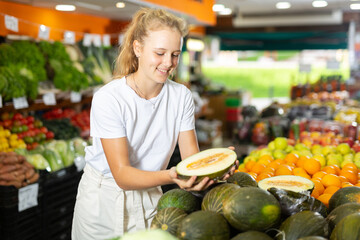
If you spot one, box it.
[40,126,48,133]
[26,116,34,123]
[13,113,23,121]
[46,131,54,139]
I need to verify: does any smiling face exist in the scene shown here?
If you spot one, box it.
[133,27,183,84]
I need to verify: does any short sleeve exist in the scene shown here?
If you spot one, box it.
[180,88,195,132]
[90,90,126,138]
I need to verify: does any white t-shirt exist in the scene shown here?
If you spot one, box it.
[85,77,195,177]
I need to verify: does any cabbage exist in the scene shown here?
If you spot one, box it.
[26,153,51,171]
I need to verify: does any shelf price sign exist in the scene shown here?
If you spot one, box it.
[13,96,29,109]
[0,95,2,108]
[42,92,56,105]
[70,91,82,103]
[18,183,39,212]
[5,15,19,32]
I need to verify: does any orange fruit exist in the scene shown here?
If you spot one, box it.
[321,174,342,188]
[311,189,320,198]
[339,170,358,185]
[258,154,274,165]
[275,165,293,176]
[324,186,340,195]
[236,168,247,173]
[262,167,276,175]
[303,158,321,176]
[293,167,307,176]
[342,182,354,188]
[296,172,311,180]
[257,172,274,181]
[317,193,332,207]
[284,153,299,164]
[251,163,266,175]
[355,183,360,187]
[312,171,326,180]
[313,180,325,195]
[322,165,338,175]
[338,175,349,183]
[342,163,358,174]
[332,165,341,175]
[245,161,256,172]
[248,172,258,180]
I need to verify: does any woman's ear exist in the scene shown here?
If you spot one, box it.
[133,40,141,58]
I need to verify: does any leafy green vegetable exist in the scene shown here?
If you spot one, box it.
[0,43,16,66]
[42,148,64,172]
[26,153,51,171]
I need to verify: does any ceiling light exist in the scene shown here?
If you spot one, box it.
[351,3,360,9]
[116,2,125,8]
[218,8,232,15]
[312,0,328,8]
[55,4,76,11]
[212,4,225,12]
[186,38,204,52]
[276,2,291,9]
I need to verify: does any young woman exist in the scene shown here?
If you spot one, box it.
[72,8,237,240]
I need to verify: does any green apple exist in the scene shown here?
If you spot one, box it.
[343,153,354,162]
[311,144,323,155]
[336,143,351,155]
[274,137,288,150]
[322,146,337,156]
[249,149,260,158]
[268,141,275,151]
[285,145,294,153]
[259,148,272,157]
[326,153,342,167]
[354,158,360,168]
[295,143,308,151]
[273,149,286,160]
[299,149,313,158]
[243,155,257,164]
[341,159,354,168]
[354,152,360,161]
[313,154,326,167]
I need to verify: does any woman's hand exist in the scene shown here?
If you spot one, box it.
[220,146,239,181]
[169,167,214,191]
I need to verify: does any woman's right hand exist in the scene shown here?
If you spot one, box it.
[168,167,214,192]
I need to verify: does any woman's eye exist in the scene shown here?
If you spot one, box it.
[156,53,164,56]
[172,54,180,58]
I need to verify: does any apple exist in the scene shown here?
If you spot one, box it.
[313,154,326,167]
[285,145,294,153]
[341,159,354,168]
[274,137,288,150]
[336,143,351,155]
[273,149,286,160]
[243,155,257,164]
[322,146,336,156]
[267,141,275,151]
[354,158,360,168]
[295,143,308,151]
[311,144,323,155]
[326,153,343,167]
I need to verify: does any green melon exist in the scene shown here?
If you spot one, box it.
[157,189,200,213]
[326,203,360,231]
[177,210,230,240]
[276,211,329,240]
[330,212,360,240]
[151,207,187,236]
[176,148,237,183]
[258,175,314,193]
[226,172,257,187]
[230,230,273,240]
[223,187,281,232]
[201,183,240,214]
[328,186,360,211]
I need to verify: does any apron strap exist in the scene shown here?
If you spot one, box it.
[134,190,146,231]
[114,190,125,236]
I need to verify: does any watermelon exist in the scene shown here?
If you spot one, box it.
[326,203,360,231]
[177,210,230,240]
[201,183,240,214]
[328,186,360,211]
[223,187,281,232]
[330,212,360,240]
[176,148,237,183]
[226,172,257,187]
[231,230,273,240]
[151,207,187,236]
[258,175,314,193]
[276,211,329,240]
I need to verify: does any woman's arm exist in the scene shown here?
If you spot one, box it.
[101,137,174,190]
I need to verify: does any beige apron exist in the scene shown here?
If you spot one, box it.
[72,164,162,240]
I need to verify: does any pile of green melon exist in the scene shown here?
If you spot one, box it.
[150,148,360,240]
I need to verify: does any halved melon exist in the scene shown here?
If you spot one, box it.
[258,175,314,193]
[176,148,237,183]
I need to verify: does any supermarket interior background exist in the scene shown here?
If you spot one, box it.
[2,0,360,239]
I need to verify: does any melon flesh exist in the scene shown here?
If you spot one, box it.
[258,175,314,193]
[176,148,237,181]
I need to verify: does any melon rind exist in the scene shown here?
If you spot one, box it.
[176,148,237,182]
[258,175,315,193]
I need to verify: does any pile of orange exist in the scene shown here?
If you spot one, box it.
[238,153,360,207]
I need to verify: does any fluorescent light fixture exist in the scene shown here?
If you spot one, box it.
[276,2,291,9]
[312,0,328,8]
[351,3,360,9]
[116,2,125,8]
[218,8,232,15]
[212,4,225,12]
[55,4,76,11]
[186,38,204,52]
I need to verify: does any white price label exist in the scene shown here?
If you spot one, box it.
[13,96,29,109]
[83,33,92,46]
[18,183,39,212]
[70,91,82,103]
[42,92,56,105]
[0,95,2,108]
[64,31,75,44]
[299,64,312,73]
[93,34,102,47]
[5,15,19,32]
[38,25,50,40]
[103,34,111,47]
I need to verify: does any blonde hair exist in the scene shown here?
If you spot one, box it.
[113,8,188,79]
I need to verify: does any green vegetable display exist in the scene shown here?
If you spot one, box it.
[42,148,64,172]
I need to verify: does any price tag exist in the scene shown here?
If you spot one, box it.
[70,91,82,103]
[0,95,2,108]
[299,64,311,73]
[13,96,29,109]
[103,34,111,47]
[42,92,56,105]
[83,33,92,46]
[38,25,50,40]
[5,15,19,32]
[93,34,102,47]
[18,183,39,212]
[64,31,75,44]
